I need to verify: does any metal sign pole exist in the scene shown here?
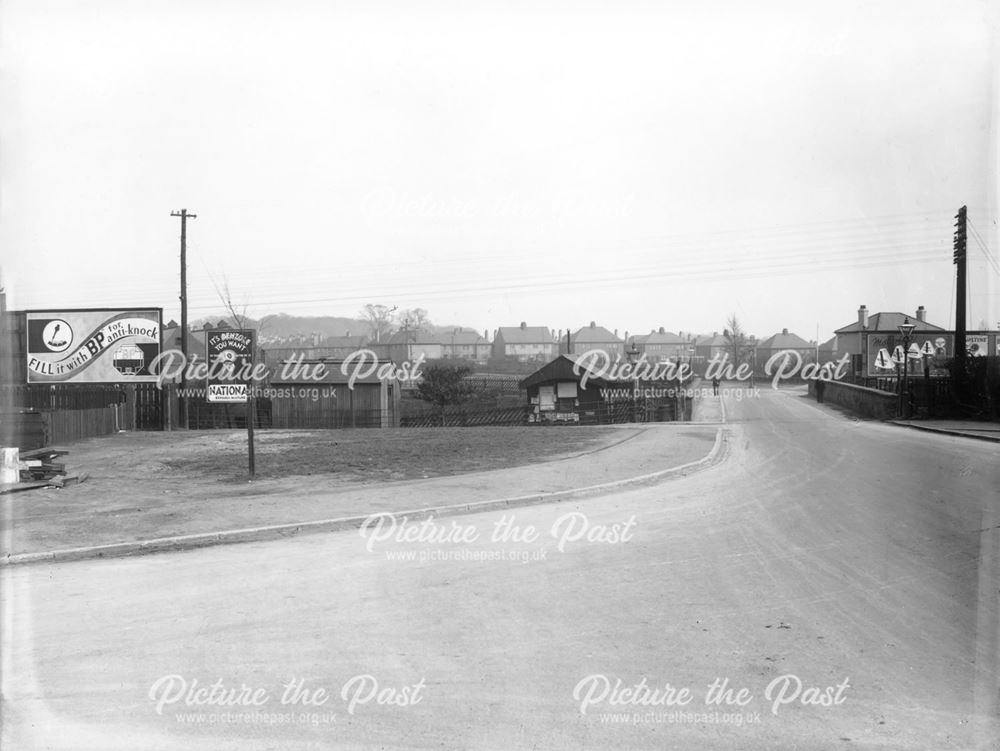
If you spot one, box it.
[247,357,255,479]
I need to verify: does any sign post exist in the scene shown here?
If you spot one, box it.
[206,329,256,478]
[247,360,256,479]
[920,340,935,416]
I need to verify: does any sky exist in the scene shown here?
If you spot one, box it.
[1,0,998,344]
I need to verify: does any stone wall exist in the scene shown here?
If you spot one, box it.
[808,379,898,420]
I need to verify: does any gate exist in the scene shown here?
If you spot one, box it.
[131,383,164,431]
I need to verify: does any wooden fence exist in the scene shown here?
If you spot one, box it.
[0,383,163,448]
[461,373,525,397]
[401,406,529,427]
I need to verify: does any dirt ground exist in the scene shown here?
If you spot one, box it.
[158,426,636,484]
[1,425,724,557]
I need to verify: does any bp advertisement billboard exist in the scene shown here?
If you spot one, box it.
[26,309,162,383]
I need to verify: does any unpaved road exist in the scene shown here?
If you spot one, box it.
[2,387,998,749]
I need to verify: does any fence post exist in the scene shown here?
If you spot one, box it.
[1,447,18,484]
[41,412,53,446]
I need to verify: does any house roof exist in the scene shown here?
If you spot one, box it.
[497,325,553,344]
[385,330,418,346]
[519,354,614,390]
[695,334,728,347]
[387,329,488,346]
[323,335,368,348]
[632,329,686,345]
[571,323,621,344]
[162,325,208,356]
[835,312,945,334]
[441,329,488,345]
[756,330,813,350]
[817,336,839,353]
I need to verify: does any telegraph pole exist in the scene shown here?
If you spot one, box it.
[953,205,967,401]
[171,209,197,427]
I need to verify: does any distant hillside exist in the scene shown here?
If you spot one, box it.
[190,314,363,339]
[189,313,482,343]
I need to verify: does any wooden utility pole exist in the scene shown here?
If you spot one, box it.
[171,209,197,427]
[0,286,8,385]
[953,206,967,401]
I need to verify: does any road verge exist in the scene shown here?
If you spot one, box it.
[2,427,728,567]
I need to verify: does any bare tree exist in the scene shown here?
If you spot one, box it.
[215,278,251,330]
[361,303,397,344]
[397,308,430,340]
[211,276,274,336]
[723,314,753,366]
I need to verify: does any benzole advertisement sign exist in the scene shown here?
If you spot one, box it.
[26,308,162,383]
[206,329,255,402]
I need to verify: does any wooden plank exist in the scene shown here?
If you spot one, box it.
[0,481,51,494]
[49,473,87,487]
[19,448,70,460]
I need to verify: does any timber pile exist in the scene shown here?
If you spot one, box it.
[0,447,88,493]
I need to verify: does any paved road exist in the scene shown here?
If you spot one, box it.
[3,387,998,749]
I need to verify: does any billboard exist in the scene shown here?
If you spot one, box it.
[26,309,162,383]
[966,335,989,357]
[206,329,255,402]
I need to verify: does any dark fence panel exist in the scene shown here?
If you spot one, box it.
[270,399,383,429]
[44,407,118,444]
[1,383,147,446]
[401,407,529,427]
[400,398,685,428]
[187,398,272,429]
[2,384,122,410]
[0,410,46,450]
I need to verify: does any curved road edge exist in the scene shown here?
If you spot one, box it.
[1,427,729,568]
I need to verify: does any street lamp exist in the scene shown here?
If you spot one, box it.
[898,316,916,419]
[627,341,641,422]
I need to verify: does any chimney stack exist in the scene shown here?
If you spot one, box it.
[782,327,788,335]
[520,321,526,330]
[858,305,868,329]
[916,305,925,322]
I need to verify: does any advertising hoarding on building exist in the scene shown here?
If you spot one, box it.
[966,335,988,357]
[866,332,951,376]
[865,332,997,375]
[25,309,162,383]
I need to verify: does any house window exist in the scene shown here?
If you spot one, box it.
[538,385,556,411]
[556,381,578,399]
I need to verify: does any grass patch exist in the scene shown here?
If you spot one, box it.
[162,426,635,483]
